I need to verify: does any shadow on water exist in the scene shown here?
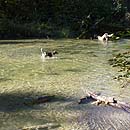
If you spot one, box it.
[0,40,48,45]
[64,68,83,73]
[0,92,75,112]
[0,78,12,82]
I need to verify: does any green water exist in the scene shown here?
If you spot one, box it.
[0,39,129,130]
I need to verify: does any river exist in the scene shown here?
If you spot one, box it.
[0,39,129,130]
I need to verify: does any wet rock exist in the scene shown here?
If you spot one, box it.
[24,95,55,106]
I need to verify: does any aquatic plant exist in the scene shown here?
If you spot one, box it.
[108,51,130,80]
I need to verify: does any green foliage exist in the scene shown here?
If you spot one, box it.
[108,51,130,80]
[0,0,129,39]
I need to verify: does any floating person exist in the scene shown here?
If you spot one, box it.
[45,50,58,58]
[40,48,58,61]
[97,33,113,42]
[41,48,46,61]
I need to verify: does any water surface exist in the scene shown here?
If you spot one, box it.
[0,39,130,130]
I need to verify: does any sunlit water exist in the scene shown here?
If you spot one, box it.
[0,39,130,130]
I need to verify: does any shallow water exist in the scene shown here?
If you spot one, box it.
[0,39,130,130]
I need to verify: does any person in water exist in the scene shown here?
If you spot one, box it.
[97,33,113,42]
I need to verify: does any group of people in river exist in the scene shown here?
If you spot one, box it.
[40,32,114,60]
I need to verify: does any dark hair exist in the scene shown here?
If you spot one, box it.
[53,51,58,55]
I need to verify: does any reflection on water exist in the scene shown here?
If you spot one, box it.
[0,39,130,130]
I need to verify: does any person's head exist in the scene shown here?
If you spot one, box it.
[53,51,58,55]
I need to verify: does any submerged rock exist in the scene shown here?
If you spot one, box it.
[24,95,55,106]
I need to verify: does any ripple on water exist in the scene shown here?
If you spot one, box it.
[78,105,130,130]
